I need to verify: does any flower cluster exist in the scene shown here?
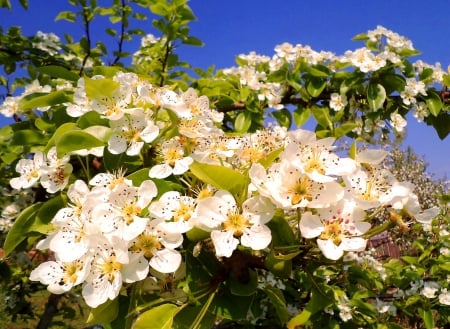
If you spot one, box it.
[5,72,435,309]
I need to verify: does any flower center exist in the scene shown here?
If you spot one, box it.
[122,202,142,225]
[289,176,313,205]
[133,233,162,258]
[173,202,194,222]
[223,212,250,237]
[320,220,343,245]
[164,148,183,166]
[101,255,122,282]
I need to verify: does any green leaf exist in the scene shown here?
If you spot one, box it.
[55,10,76,22]
[87,298,119,324]
[45,122,78,152]
[31,195,66,234]
[423,89,442,116]
[334,122,357,138]
[173,305,216,329]
[11,129,46,145]
[35,65,79,81]
[183,36,204,46]
[229,269,258,296]
[134,303,179,329]
[443,74,450,87]
[304,64,330,77]
[293,107,311,127]
[3,203,42,256]
[189,161,248,197]
[234,111,252,132]
[367,83,386,110]
[267,212,296,246]
[263,286,289,324]
[84,76,120,100]
[19,90,71,110]
[286,286,333,329]
[418,308,434,329]
[265,251,292,279]
[307,78,327,97]
[424,110,450,140]
[55,130,104,157]
[271,108,292,129]
[311,106,332,129]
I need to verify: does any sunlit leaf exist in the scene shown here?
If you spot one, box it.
[3,203,42,256]
[134,303,179,329]
[367,83,386,110]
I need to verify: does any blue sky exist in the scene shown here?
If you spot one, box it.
[1,0,449,178]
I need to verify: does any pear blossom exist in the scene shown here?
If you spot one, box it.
[93,180,157,241]
[129,219,183,273]
[250,161,344,210]
[0,96,21,117]
[40,147,73,193]
[108,109,159,156]
[149,191,196,233]
[343,167,396,210]
[384,181,440,224]
[82,241,148,308]
[149,137,193,179]
[10,150,45,190]
[281,139,356,183]
[90,81,132,121]
[195,190,274,257]
[299,199,370,260]
[439,289,450,305]
[390,113,407,132]
[30,257,90,294]
[329,93,348,112]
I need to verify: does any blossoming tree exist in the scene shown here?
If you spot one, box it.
[0,0,449,328]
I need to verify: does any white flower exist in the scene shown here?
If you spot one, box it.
[30,258,90,294]
[343,167,395,210]
[390,113,407,132]
[149,137,193,179]
[150,191,196,233]
[281,139,356,183]
[385,181,440,224]
[421,281,440,298]
[82,241,148,308]
[195,190,274,257]
[439,288,450,305]
[329,93,348,112]
[40,147,73,193]
[299,199,370,260]
[250,161,344,210]
[108,109,159,156]
[10,151,45,190]
[129,219,183,273]
[93,180,157,241]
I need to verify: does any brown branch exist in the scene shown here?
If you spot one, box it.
[111,0,127,65]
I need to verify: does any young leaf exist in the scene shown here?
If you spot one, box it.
[286,286,333,328]
[418,308,434,329]
[271,108,292,129]
[311,106,332,130]
[55,130,105,157]
[423,89,442,116]
[367,83,386,110]
[19,90,71,110]
[86,298,119,324]
[293,107,311,127]
[3,203,42,256]
[263,286,289,325]
[133,303,179,329]
[189,161,248,197]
